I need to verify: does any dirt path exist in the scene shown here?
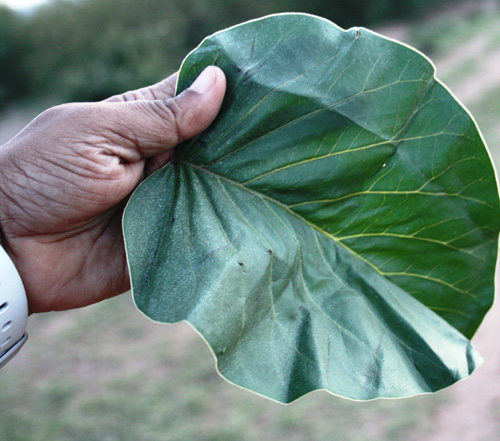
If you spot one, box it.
[403,14,500,441]
[438,40,500,105]
[2,9,500,439]
[420,288,500,441]
[377,11,500,440]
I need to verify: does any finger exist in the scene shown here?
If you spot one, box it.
[104,71,179,103]
[99,66,226,160]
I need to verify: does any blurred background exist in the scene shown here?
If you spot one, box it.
[1,0,500,440]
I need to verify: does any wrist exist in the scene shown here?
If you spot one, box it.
[0,241,29,368]
[0,151,30,314]
[0,153,29,366]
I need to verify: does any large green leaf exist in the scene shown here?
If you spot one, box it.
[123,13,500,403]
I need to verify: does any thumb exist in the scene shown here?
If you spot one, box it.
[106,66,226,159]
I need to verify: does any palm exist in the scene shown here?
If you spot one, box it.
[0,68,225,313]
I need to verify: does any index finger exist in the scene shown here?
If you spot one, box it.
[104,72,179,103]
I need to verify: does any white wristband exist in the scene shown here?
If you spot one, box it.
[0,245,28,369]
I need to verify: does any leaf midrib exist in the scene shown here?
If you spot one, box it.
[179,159,384,276]
[180,159,482,305]
[179,159,481,358]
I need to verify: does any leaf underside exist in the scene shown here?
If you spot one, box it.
[124,14,500,403]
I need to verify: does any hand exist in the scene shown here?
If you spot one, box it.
[0,66,226,313]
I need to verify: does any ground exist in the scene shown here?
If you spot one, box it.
[1,5,500,440]
[381,11,500,440]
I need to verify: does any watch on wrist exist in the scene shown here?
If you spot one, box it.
[0,245,28,369]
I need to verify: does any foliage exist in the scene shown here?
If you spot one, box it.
[20,0,184,102]
[0,7,26,104]
[123,14,499,403]
[2,7,500,438]
[0,0,457,108]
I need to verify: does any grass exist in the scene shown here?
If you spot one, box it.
[406,8,500,95]
[406,7,500,167]
[468,86,500,161]
[0,295,446,441]
[408,10,500,56]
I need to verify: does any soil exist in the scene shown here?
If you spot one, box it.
[378,11,500,440]
[420,290,500,441]
[1,7,500,439]
[419,31,500,441]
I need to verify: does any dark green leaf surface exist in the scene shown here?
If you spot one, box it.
[123,14,500,403]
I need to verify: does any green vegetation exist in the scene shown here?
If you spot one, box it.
[1,2,500,441]
[0,7,25,104]
[409,9,500,56]
[0,294,445,441]
[469,88,500,160]
[0,0,457,108]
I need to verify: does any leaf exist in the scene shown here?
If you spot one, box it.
[123,13,500,403]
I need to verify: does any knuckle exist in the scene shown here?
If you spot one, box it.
[36,103,90,125]
[121,91,144,102]
[36,103,72,122]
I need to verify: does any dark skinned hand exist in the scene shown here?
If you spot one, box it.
[0,66,226,313]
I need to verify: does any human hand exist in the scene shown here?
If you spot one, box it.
[0,66,226,313]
